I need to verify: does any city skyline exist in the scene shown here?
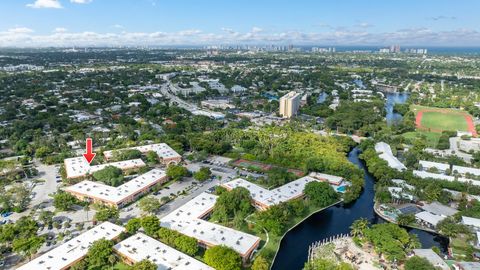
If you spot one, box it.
[1,0,480,47]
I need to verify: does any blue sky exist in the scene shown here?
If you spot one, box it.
[1,0,479,47]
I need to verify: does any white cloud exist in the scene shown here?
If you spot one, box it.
[355,22,374,28]
[27,0,62,9]
[70,0,93,3]
[252,27,263,33]
[177,29,202,36]
[428,15,457,21]
[112,24,124,29]
[0,27,479,47]
[53,27,67,33]
[7,27,34,34]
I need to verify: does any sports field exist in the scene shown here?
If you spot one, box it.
[413,105,477,136]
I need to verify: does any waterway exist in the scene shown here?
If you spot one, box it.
[385,92,410,125]
[271,147,448,270]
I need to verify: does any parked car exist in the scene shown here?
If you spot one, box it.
[1,212,12,218]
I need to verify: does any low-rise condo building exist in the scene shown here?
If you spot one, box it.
[160,192,261,261]
[16,222,125,270]
[103,143,182,165]
[65,169,167,208]
[64,157,146,179]
[114,233,213,270]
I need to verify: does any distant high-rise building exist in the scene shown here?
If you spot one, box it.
[390,44,401,53]
[279,91,301,118]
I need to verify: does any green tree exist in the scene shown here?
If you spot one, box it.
[304,181,338,208]
[193,167,212,182]
[423,183,442,202]
[363,223,418,261]
[132,259,157,270]
[350,218,369,238]
[39,210,54,226]
[12,236,45,259]
[145,150,159,164]
[85,239,114,269]
[404,256,436,270]
[166,164,189,181]
[174,235,199,256]
[53,191,78,211]
[156,227,199,256]
[204,245,242,270]
[211,187,252,224]
[92,165,124,187]
[396,213,415,226]
[252,255,269,270]
[138,196,162,214]
[112,149,142,161]
[125,218,142,234]
[94,206,119,222]
[141,216,160,236]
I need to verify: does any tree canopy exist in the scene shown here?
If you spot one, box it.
[304,181,338,208]
[193,167,212,182]
[132,259,157,270]
[166,164,189,181]
[92,165,124,187]
[211,187,253,224]
[404,256,436,270]
[85,239,115,269]
[204,245,242,270]
[53,191,79,211]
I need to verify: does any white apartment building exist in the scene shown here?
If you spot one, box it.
[279,91,301,118]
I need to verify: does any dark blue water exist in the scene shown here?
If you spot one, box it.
[353,79,365,89]
[385,92,410,125]
[316,92,328,104]
[271,147,448,270]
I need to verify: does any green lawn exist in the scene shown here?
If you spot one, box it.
[450,234,476,261]
[420,111,468,132]
[112,262,131,270]
[402,131,442,148]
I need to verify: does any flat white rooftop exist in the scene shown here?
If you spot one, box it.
[452,165,480,176]
[160,192,260,257]
[462,216,480,228]
[375,142,406,171]
[17,222,125,270]
[421,202,458,217]
[114,233,213,270]
[413,170,480,186]
[419,160,450,171]
[65,169,166,205]
[222,174,345,208]
[103,143,181,161]
[415,211,445,227]
[64,157,146,179]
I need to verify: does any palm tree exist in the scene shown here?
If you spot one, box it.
[350,218,369,238]
[406,233,421,251]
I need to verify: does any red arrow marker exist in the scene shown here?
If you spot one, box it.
[83,138,96,164]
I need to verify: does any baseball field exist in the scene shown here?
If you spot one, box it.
[413,105,477,136]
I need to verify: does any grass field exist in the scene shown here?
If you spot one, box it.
[403,131,442,148]
[411,105,476,135]
[420,111,468,131]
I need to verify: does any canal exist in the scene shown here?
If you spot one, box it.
[271,147,448,270]
[385,92,410,125]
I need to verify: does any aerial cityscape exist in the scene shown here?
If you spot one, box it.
[1,0,480,270]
